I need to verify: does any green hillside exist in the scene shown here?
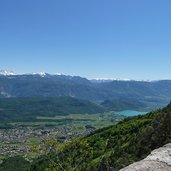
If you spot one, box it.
[30,103,171,171]
[101,98,148,111]
[0,97,105,122]
[0,156,30,171]
[0,75,171,109]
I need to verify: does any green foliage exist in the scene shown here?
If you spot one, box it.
[101,98,148,111]
[31,138,93,171]
[30,103,171,171]
[0,156,30,171]
[0,97,105,122]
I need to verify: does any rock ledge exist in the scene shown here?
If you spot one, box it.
[119,143,171,171]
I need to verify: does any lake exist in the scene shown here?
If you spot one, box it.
[114,110,148,116]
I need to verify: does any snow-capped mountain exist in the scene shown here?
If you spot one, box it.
[25,72,65,77]
[90,78,131,83]
[29,72,48,77]
[0,69,170,109]
[90,78,155,83]
[0,70,162,82]
[0,70,86,82]
[0,70,16,76]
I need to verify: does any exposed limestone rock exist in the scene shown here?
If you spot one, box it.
[119,143,171,171]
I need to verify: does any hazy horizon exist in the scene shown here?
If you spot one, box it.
[1,69,171,81]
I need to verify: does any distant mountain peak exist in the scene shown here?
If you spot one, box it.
[30,72,47,77]
[90,77,131,83]
[38,72,46,76]
[0,70,66,77]
[54,72,64,76]
[28,72,65,77]
[0,70,16,76]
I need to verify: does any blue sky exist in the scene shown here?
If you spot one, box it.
[0,0,171,80]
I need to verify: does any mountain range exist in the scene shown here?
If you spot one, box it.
[0,70,171,111]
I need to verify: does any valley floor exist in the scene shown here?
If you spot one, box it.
[0,112,125,161]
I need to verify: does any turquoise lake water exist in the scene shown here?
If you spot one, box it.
[115,110,148,116]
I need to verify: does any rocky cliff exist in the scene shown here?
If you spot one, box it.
[120,143,171,171]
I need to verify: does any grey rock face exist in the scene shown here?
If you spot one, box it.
[119,143,171,171]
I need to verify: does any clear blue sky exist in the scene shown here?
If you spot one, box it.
[0,0,171,80]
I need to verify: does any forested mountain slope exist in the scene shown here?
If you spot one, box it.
[30,103,171,171]
[0,74,171,110]
[0,97,105,122]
